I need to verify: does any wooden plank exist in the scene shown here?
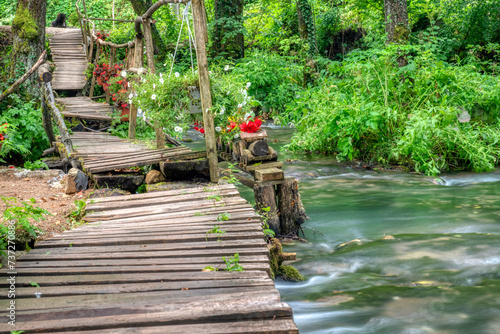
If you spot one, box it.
[243,161,284,172]
[255,168,284,182]
[11,299,291,332]
[19,247,268,262]
[12,278,274,298]
[1,271,268,287]
[61,319,299,334]
[35,231,266,248]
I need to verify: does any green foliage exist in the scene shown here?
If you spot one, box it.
[67,199,86,227]
[23,160,48,171]
[259,206,276,239]
[1,197,49,256]
[223,253,244,271]
[286,44,500,175]
[0,99,49,162]
[296,0,317,57]
[207,194,222,201]
[206,225,226,242]
[232,51,304,114]
[217,212,231,221]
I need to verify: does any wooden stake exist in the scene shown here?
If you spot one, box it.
[192,0,219,183]
[277,178,307,236]
[89,45,101,98]
[143,18,155,75]
[106,46,115,104]
[128,35,143,139]
[254,183,280,235]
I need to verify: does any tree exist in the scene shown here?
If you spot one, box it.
[384,0,409,44]
[212,0,245,59]
[296,0,317,57]
[9,0,46,98]
[128,0,167,57]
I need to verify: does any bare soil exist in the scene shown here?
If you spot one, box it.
[0,168,94,241]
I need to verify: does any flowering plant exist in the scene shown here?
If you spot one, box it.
[95,31,109,41]
[132,72,198,137]
[0,123,8,142]
[93,62,123,87]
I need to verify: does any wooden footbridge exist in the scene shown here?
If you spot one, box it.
[1,1,304,331]
[1,184,298,333]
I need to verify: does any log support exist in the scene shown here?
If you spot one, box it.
[254,183,280,235]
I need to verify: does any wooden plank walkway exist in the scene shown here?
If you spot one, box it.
[48,28,87,91]
[0,184,298,333]
[57,97,113,121]
[68,132,194,174]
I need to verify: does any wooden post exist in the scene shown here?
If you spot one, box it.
[192,0,219,183]
[89,45,101,98]
[106,46,115,104]
[254,183,280,235]
[277,178,307,236]
[126,46,135,69]
[142,18,155,75]
[128,35,143,139]
[41,93,56,146]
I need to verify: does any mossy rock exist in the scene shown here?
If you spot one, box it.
[279,265,304,282]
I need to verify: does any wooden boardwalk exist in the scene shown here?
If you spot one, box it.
[68,132,196,174]
[48,28,87,91]
[0,184,298,333]
[57,97,113,121]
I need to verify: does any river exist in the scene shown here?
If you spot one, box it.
[240,127,500,334]
[189,126,500,333]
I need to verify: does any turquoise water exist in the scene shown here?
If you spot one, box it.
[187,127,500,333]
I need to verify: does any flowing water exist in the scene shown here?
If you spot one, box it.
[188,127,500,333]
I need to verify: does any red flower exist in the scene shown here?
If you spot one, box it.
[239,118,262,133]
[194,126,199,131]
[112,97,116,101]
[0,134,4,141]
[200,129,205,134]
[229,121,238,130]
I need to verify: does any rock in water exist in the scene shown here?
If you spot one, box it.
[145,170,166,184]
[65,168,88,194]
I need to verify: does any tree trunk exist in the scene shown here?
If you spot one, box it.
[128,0,167,58]
[212,0,244,59]
[10,0,46,98]
[296,0,317,57]
[384,0,409,44]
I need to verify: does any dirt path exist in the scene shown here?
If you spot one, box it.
[0,168,94,241]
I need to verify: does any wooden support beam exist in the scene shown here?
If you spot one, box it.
[142,18,155,75]
[128,36,143,140]
[89,45,101,98]
[192,0,218,183]
[254,183,280,235]
[106,46,115,104]
[277,178,307,236]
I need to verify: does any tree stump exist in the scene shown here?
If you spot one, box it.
[249,139,269,156]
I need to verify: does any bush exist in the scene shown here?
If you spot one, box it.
[0,98,49,163]
[285,44,500,175]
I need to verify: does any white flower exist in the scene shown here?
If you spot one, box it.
[127,82,130,88]
[238,104,243,109]
[159,78,164,84]
[174,126,183,133]
[244,113,250,119]
[159,73,163,78]
[153,83,156,89]
[151,94,157,100]
[209,71,212,75]
[129,93,133,99]
[137,108,143,117]
[121,70,127,77]
[242,90,247,96]
[220,107,225,115]
[224,65,229,71]
[234,133,240,139]
[242,101,246,106]
[227,91,230,95]
[246,82,251,88]
[128,99,132,104]
[215,126,221,132]
[175,72,180,77]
